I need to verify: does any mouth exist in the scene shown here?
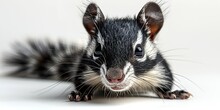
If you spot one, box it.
[101,76,133,92]
[107,83,130,92]
[111,86,125,90]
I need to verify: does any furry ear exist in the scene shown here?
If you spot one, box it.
[137,2,164,41]
[83,3,105,36]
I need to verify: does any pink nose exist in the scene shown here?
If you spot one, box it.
[106,68,125,83]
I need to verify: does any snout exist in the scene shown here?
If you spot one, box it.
[104,67,130,91]
[100,63,134,92]
[106,68,125,83]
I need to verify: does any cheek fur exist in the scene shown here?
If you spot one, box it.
[131,63,172,91]
[100,64,107,76]
[83,66,101,86]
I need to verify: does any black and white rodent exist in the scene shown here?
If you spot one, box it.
[4,2,191,101]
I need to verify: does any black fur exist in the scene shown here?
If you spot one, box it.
[99,18,140,68]
[4,2,191,101]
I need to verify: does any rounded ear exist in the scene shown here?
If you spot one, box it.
[83,3,105,36]
[137,2,164,41]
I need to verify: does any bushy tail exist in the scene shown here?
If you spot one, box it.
[4,40,83,79]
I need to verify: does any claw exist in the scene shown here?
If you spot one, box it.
[83,95,88,101]
[75,95,81,102]
[170,94,176,99]
[68,94,74,101]
[158,90,192,100]
[68,91,93,102]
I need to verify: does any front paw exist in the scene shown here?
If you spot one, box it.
[158,90,192,99]
[68,91,93,102]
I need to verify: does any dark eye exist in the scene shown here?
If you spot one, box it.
[134,44,144,58]
[93,44,102,58]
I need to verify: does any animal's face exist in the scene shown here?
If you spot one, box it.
[83,2,165,92]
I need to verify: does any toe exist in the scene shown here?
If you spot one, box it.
[75,95,81,102]
[83,95,89,101]
[173,90,192,99]
[157,92,164,99]
[180,93,191,99]
[170,93,177,99]
[68,94,74,101]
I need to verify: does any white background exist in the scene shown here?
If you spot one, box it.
[0,0,220,109]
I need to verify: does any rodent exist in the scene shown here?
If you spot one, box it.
[4,2,191,102]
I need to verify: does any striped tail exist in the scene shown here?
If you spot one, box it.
[4,40,84,80]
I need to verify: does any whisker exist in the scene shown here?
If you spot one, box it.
[173,73,203,91]
[34,80,65,95]
[76,76,100,91]
[160,48,189,54]
[166,58,202,64]
[59,84,73,96]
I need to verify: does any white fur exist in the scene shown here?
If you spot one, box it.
[83,66,101,86]
[145,37,158,60]
[87,32,104,60]
[131,63,171,92]
[87,39,96,57]
[134,30,143,47]
[100,62,135,92]
[83,72,101,86]
[123,62,131,74]
[97,32,104,46]
[100,64,107,75]
[133,31,157,62]
[133,31,147,62]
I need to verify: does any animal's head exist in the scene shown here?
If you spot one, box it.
[83,2,166,92]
